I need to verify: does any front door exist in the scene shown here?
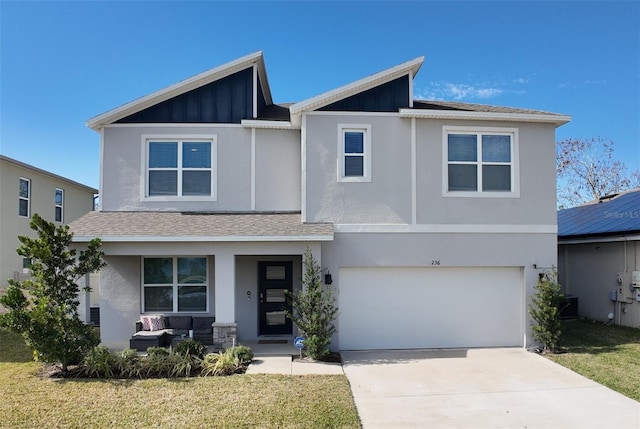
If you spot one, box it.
[258,261,293,335]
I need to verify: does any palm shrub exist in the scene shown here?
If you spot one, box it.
[285,247,337,360]
[529,269,564,353]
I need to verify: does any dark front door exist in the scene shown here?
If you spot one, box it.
[258,261,293,335]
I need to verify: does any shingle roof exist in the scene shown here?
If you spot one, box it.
[557,189,640,238]
[412,100,561,116]
[69,211,334,242]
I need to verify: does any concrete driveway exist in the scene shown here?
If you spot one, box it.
[342,348,640,429]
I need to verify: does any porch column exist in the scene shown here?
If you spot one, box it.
[213,250,236,350]
[214,250,236,321]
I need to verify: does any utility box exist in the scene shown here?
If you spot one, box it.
[632,271,640,288]
[617,287,626,302]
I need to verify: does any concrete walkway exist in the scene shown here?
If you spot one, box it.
[243,340,344,375]
[342,348,640,429]
[246,355,344,375]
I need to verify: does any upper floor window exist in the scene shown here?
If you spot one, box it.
[144,136,217,200]
[55,188,64,222]
[338,124,372,182]
[142,256,208,313]
[19,178,30,217]
[444,127,519,197]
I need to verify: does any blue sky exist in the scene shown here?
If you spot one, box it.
[1,1,638,189]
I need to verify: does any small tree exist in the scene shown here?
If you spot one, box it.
[285,247,337,360]
[529,269,564,353]
[0,214,105,372]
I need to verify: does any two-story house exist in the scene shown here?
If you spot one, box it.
[69,51,570,350]
[0,155,97,311]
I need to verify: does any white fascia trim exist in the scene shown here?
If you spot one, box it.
[241,120,297,130]
[87,51,265,130]
[290,56,424,115]
[558,234,640,245]
[399,109,572,126]
[72,235,334,243]
[334,224,558,234]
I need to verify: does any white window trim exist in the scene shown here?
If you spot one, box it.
[141,256,209,314]
[18,177,30,218]
[55,188,64,223]
[338,124,372,183]
[141,134,218,202]
[442,126,520,198]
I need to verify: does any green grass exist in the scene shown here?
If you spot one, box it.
[0,329,360,429]
[548,320,640,401]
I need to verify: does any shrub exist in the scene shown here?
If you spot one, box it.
[285,247,337,360]
[146,346,170,357]
[229,344,253,364]
[81,346,116,378]
[201,351,240,376]
[529,269,564,353]
[142,347,175,377]
[170,353,201,377]
[113,348,141,378]
[173,338,207,359]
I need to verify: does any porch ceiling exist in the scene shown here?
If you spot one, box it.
[69,211,333,242]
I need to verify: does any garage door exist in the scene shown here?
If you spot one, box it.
[338,267,523,350]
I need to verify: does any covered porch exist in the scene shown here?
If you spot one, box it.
[69,211,333,350]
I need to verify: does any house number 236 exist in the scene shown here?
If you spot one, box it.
[431,260,441,266]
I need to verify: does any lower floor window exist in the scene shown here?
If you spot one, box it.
[142,257,208,312]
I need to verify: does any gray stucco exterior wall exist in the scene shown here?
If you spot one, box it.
[303,113,557,226]
[558,240,640,327]
[101,125,300,212]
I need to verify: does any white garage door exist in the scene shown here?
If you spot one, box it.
[338,267,523,350]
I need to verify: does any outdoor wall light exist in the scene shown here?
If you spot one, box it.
[324,271,333,285]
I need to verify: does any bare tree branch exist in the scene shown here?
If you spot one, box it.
[557,137,639,209]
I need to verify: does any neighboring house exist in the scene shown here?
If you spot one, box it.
[558,189,640,327]
[0,155,97,313]
[69,51,570,350]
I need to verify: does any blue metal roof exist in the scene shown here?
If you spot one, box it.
[558,189,640,237]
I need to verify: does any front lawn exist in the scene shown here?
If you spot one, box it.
[548,320,640,401]
[0,329,360,428]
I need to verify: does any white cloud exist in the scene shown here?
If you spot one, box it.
[418,81,504,100]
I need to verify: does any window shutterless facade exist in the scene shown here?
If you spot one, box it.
[338,124,372,182]
[143,136,217,200]
[55,188,64,222]
[443,127,519,197]
[142,256,208,313]
[18,178,30,217]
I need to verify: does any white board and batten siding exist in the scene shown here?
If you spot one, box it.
[338,267,524,350]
